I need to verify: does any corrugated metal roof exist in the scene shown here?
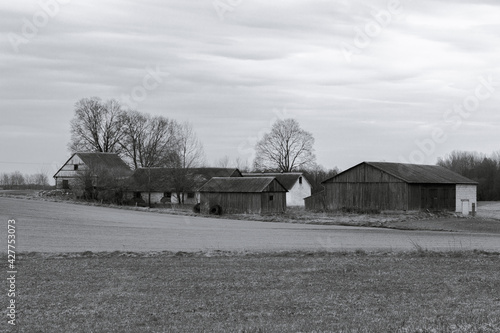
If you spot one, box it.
[76,153,132,173]
[199,177,288,193]
[242,172,306,190]
[323,162,477,184]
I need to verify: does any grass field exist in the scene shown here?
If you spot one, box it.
[11,251,500,333]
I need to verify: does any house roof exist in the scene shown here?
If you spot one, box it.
[53,152,131,178]
[322,162,478,185]
[242,172,307,190]
[127,168,241,192]
[199,177,288,193]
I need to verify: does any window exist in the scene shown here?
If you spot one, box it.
[269,195,274,201]
[74,164,79,171]
[134,192,142,198]
[163,192,171,198]
[187,192,195,199]
[299,176,302,184]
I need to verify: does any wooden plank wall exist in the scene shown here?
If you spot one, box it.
[304,191,326,211]
[261,192,286,213]
[327,163,405,183]
[200,191,286,214]
[415,184,455,211]
[324,182,409,211]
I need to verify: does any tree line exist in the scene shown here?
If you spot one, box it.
[0,171,50,189]
[437,150,500,201]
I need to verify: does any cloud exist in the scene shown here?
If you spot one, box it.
[1,0,500,176]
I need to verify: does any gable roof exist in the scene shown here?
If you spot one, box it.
[199,177,288,193]
[127,168,242,192]
[322,162,477,185]
[242,172,308,190]
[53,152,131,178]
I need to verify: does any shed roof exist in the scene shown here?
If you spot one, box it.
[242,172,308,190]
[322,162,477,185]
[199,177,288,193]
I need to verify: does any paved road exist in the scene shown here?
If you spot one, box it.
[1,197,500,253]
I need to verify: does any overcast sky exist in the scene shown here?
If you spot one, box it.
[1,0,500,180]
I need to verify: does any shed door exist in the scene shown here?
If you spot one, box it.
[461,200,469,215]
[62,180,69,189]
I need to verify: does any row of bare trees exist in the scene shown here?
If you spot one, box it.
[0,171,50,189]
[437,150,500,200]
[69,97,205,169]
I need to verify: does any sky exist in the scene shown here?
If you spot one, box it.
[1,0,500,183]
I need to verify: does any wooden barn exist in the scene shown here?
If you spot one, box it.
[306,162,477,213]
[242,172,312,206]
[198,177,287,214]
[53,152,132,190]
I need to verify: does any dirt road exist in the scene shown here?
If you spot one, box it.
[1,197,500,253]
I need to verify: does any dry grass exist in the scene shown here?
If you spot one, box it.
[12,251,500,332]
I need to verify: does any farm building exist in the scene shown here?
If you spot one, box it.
[125,168,242,206]
[198,177,288,214]
[242,172,312,206]
[305,162,477,214]
[53,152,132,190]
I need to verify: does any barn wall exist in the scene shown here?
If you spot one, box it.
[324,182,409,211]
[200,192,262,214]
[456,185,477,213]
[304,191,326,211]
[416,184,456,211]
[261,192,286,213]
[328,164,405,183]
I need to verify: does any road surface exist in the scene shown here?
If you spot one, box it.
[1,197,500,253]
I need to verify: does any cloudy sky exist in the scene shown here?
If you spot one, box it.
[1,0,500,181]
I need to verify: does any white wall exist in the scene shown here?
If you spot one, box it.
[287,177,312,206]
[455,185,477,214]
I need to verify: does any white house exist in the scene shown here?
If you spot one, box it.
[242,172,312,206]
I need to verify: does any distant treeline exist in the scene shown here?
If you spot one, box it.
[0,171,51,190]
[437,150,500,201]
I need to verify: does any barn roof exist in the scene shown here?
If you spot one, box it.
[128,168,241,192]
[322,162,477,185]
[199,177,288,193]
[53,152,131,178]
[242,172,308,190]
[76,152,131,172]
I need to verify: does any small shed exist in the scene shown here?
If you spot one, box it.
[307,162,477,214]
[198,177,287,214]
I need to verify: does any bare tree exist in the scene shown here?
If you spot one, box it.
[33,171,49,186]
[69,97,125,153]
[10,171,25,186]
[169,122,206,204]
[121,111,178,169]
[254,118,315,172]
[215,155,230,168]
